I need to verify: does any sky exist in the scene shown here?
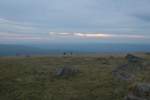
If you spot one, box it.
[0,0,150,44]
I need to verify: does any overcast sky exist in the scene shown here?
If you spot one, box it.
[0,0,150,44]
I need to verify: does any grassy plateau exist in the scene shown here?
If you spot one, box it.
[0,53,149,100]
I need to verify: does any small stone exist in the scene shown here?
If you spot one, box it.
[113,70,134,81]
[55,67,79,77]
[125,54,143,63]
[125,94,146,100]
[132,83,150,98]
[125,83,150,100]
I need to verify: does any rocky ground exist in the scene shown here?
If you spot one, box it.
[0,53,149,100]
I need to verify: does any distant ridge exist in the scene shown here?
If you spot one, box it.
[0,44,58,56]
[0,43,150,56]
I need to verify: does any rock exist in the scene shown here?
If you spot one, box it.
[125,54,143,63]
[132,83,150,98]
[125,94,146,100]
[55,67,79,77]
[112,70,134,81]
[116,64,128,70]
[122,63,143,72]
[125,83,150,100]
[112,64,135,81]
[96,58,109,64]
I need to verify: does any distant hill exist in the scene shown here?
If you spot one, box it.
[0,44,59,56]
[35,43,150,53]
[0,43,150,56]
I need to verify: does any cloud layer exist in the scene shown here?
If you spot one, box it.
[49,32,149,39]
[0,0,150,44]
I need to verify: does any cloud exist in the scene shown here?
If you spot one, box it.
[0,0,150,33]
[0,17,49,34]
[132,13,150,22]
[49,32,149,39]
[0,0,150,43]
[0,32,48,41]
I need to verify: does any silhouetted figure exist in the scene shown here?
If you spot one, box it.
[63,52,66,56]
[70,52,73,56]
[26,54,30,58]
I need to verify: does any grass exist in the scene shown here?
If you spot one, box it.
[0,54,149,100]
